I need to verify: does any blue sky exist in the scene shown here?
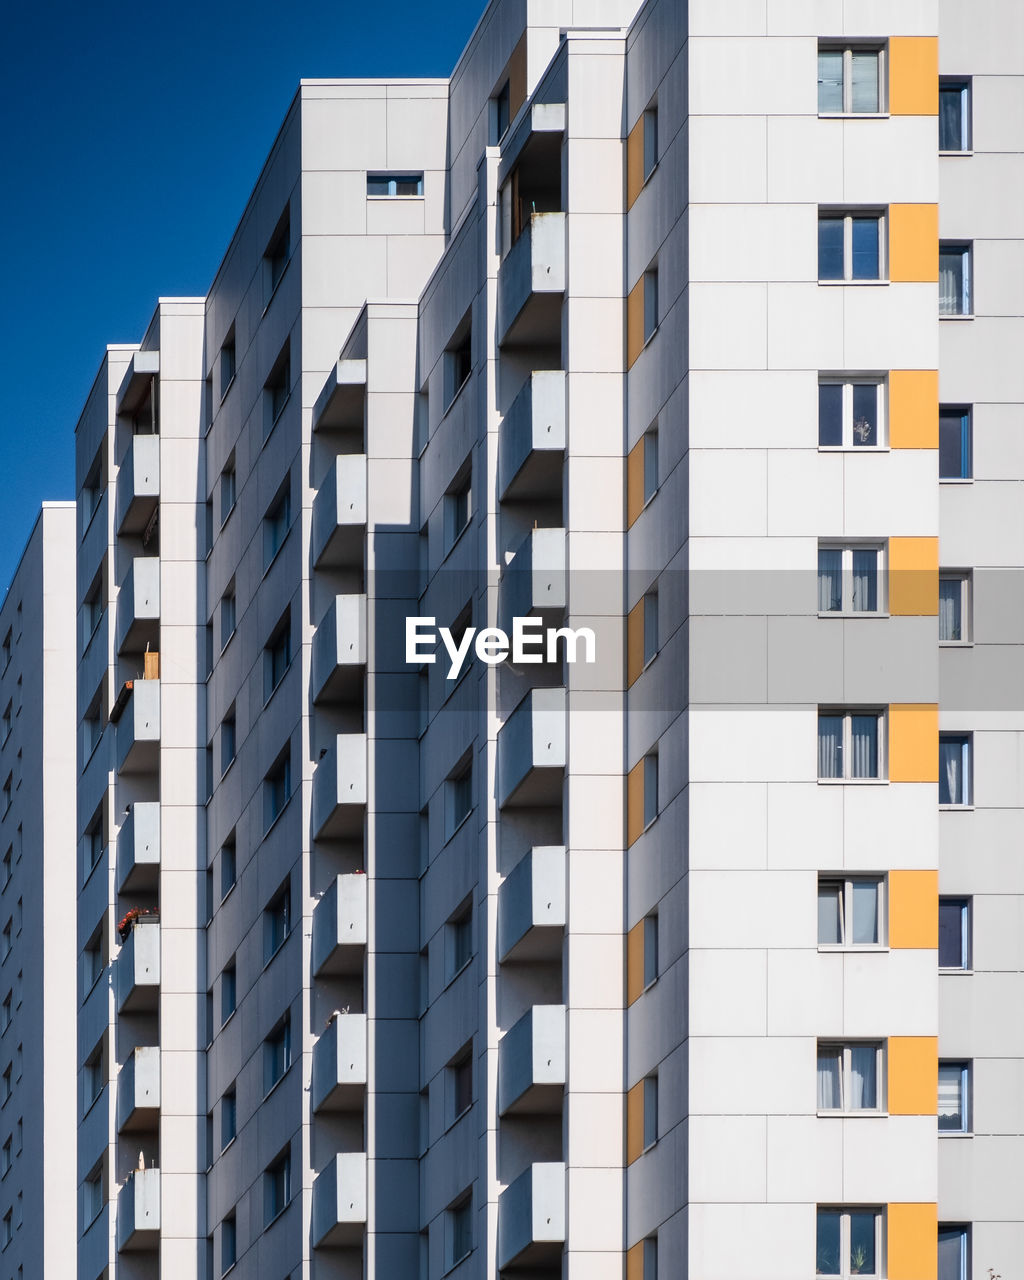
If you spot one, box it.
[0,0,483,590]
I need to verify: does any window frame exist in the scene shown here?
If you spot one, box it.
[219,462,236,529]
[642,426,659,504]
[816,1041,887,1114]
[817,542,887,615]
[263,485,291,571]
[263,1014,292,1096]
[443,462,473,555]
[366,172,424,197]
[939,572,971,644]
[642,1073,658,1150]
[446,903,473,983]
[818,376,887,450]
[221,1085,237,1151]
[939,733,972,807]
[939,896,971,971]
[643,913,659,989]
[817,708,887,782]
[643,266,659,344]
[643,591,659,665]
[938,1061,971,1135]
[938,79,971,153]
[817,42,887,116]
[937,1224,970,1280]
[264,881,291,965]
[939,405,972,481]
[447,1193,473,1269]
[264,749,292,832]
[643,752,659,829]
[939,242,972,317]
[264,611,292,703]
[262,206,291,309]
[220,960,236,1027]
[818,209,887,283]
[642,104,658,180]
[818,874,886,950]
[816,1206,884,1280]
[221,1212,236,1275]
[218,334,236,403]
[264,1147,291,1226]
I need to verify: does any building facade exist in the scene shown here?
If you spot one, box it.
[62,1,1023,1279]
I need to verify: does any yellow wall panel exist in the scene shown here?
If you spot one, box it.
[626,1080,643,1164]
[627,276,644,369]
[889,870,939,949]
[889,704,939,782]
[627,599,644,687]
[889,538,938,616]
[889,37,939,116]
[890,204,939,283]
[627,437,644,529]
[626,1241,644,1280]
[889,1036,938,1114]
[626,919,644,1006]
[626,115,644,211]
[888,1203,938,1280]
[627,758,644,847]
[889,370,939,449]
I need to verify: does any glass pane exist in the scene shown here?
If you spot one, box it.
[851,880,879,945]
[939,736,968,805]
[851,217,880,279]
[819,383,843,446]
[938,1227,966,1280]
[848,1211,877,1275]
[816,1209,841,1276]
[818,217,845,280]
[939,899,966,968]
[939,85,965,151]
[818,51,844,112]
[818,882,842,944]
[939,410,968,479]
[852,550,877,611]
[851,383,878,447]
[643,432,658,500]
[939,578,962,641]
[938,1064,965,1131]
[940,250,965,314]
[818,549,843,611]
[818,715,843,778]
[850,1045,878,1109]
[817,1048,842,1108]
[850,715,878,778]
[851,51,879,112]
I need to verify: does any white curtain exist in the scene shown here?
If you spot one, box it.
[938,579,960,641]
[818,716,842,778]
[940,253,963,314]
[818,550,842,611]
[851,880,878,945]
[940,739,966,804]
[852,550,876,611]
[850,716,877,778]
[850,51,879,112]
[938,1065,963,1130]
[850,1046,877,1109]
[817,1049,841,1109]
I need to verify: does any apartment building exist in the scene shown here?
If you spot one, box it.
[63,1,1022,1278]
[0,503,77,1279]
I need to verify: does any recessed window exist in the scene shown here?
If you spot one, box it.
[446,761,473,838]
[219,461,236,527]
[817,1042,884,1112]
[939,896,970,970]
[817,43,885,114]
[264,881,291,963]
[219,586,236,653]
[939,80,971,152]
[816,1206,882,1279]
[939,573,970,642]
[221,1085,237,1150]
[643,427,658,503]
[263,342,291,439]
[0,992,9,1032]
[643,104,658,179]
[264,1014,292,1094]
[264,611,292,701]
[642,1236,658,1280]
[444,465,472,553]
[219,331,236,401]
[444,317,473,410]
[220,960,236,1026]
[447,1193,473,1269]
[263,484,291,568]
[818,875,884,947]
[220,708,236,778]
[264,1147,291,1224]
[0,848,9,889]
[263,206,290,304]
[447,903,473,980]
[220,838,236,902]
[643,914,658,987]
[938,1061,970,1133]
[939,406,972,479]
[491,80,511,143]
[643,753,658,828]
[643,1074,658,1148]
[643,592,659,665]
[221,1212,236,1274]
[264,749,292,830]
[83,1166,103,1229]
[818,544,884,613]
[643,266,659,343]
[818,378,885,449]
[940,243,972,316]
[818,210,885,281]
[83,928,104,994]
[448,1043,473,1122]
[939,734,972,806]
[938,1225,970,1280]
[366,172,424,196]
[818,710,884,780]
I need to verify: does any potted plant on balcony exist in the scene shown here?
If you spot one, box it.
[117,906,159,942]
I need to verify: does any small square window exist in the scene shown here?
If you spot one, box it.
[818,210,885,281]
[940,244,972,316]
[643,753,658,828]
[818,875,884,947]
[939,897,970,969]
[939,573,970,643]
[643,427,658,503]
[938,1224,970,1280]
[643,105,658,179]
[263,484,291,568]
[818,710,884,780]
[264,882,291,963]
[816,1042,884,1112]
[817,44,885,114]
[366,172,424,197]
[264,1148,291,1224]
[939,734,971,806]
[643,267,659,342]
[939,80,971,152]
[818,378,885,449]
[939,406,972,479]
[818,544,884,612]
[816,1206,882,1279]
[938,1061,970,1133]
[264,1015,292,1094]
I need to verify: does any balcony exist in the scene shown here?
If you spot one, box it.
[497,688,566,808]
[499,845,566,961]
[312,1153,367,1247]
[499,1005,566,1115]
[114,679,160,775]
[498,1162,566,1268]
[498,212,566,347]
[117,1046,160,1132]
[312,1014,368,1112]
[116,558,160,655]
[503,528,566,629]
[313,357,367,432]
[499,371,566,500]
[116,802,160,893]
[116,918,160,1013]
[116,1167,160,1252]
[312,595,367,704]
[313,734,367,837]
[312,874,368,976]
[312,455,367,569]
[116,434,160,535]
[117,349,160,417]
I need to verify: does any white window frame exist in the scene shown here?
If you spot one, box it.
[818,874,886,949]
[817,709,887,781]
[937,1225,970,1280]
[817,43,887,115]
[818,209,888,282]
[939,571,971,644]
[938,79,971,153]
[938,1061,970,1134]
[817,1041,886,1114]
[818,376,887,449]
[816,1206,884,1280]
[818,542,887,614]
[939,896,971,971]
[938,733,972,807]
[939,242,972,317]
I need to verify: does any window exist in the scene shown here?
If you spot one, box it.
[643,753,659,828]
[264,882,291,963]
[83,577,104,642]
[2,777,11,815]
[818,710,884,780]
[366,171,424,196]
[642,1237,658,1280]
[818,210,884,281]
[1,631,10,671]
[81,458,103,538]
[220,838,236,902]
[263,343,291,438]
[448,1044,472,1121]
[83,1164,104,1227]
[940,243,972,315]
[1,1207,10,1248]
[221,1085,237,1150]
[444,466,472,552]
[83,932,104,993]
[939,406,972,479]
[219,461,236,527]
[939,80,971,152]
[817,1042,884,1112]
[1,704,9,744]
[938,1062,970,1133]
[446,762,473,838]
[938,1225,969,1280]
[2,1136,11,1176]
[264,1015,291,1094]
[447,1194,473,1268]
[0,992,10,1035]
[264,750,291,829]
[220,709,236,777]
[263,206,290,303]
[264,612,292,700]
[219,332,236,401]
[84,1041,104,1110]
[818,544,884,613]
[221,961,236,1026]
[221,1212,236,1274]
[818,876,884,947]
[491,80,510,143]
[219,587,236,652]
[264,1148,291,1224]
[643,592,659,665]
[817,44,884,114]
[445,324,472,410]
[939,897,970,969]
[818,378,885,449]
[643,427,658,503]
[447,904,473,980]
[2,921,11,963]
[643,1074,658,1148]
[0,1065,9,1105]
[816,1207,882,1279]
[0,848,8,889]
[85,808,104,878]
[643,105,658,179]
[643,914,659,987]
[263,485,291,567]
[939,573,970,643]
[643,266,659,343]
[939,734,971,806]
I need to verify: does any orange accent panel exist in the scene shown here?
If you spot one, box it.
[507,33,528,120]
[626,1080,643,1164]
[889,538,938,616]
[627,758,644,847]
[889,204,939,283]
[627,276,644,369]
[627,920,644,1006]
[626,115,644,211]
[889,37,939,116]
[627,437,644,529]
[888,1203,938,1280]
[888,1037,938,1115]
[889,704,939,783]
[889,870,939,949]
[889,370,939,449]
[626,1241,644,1280]
[627,599,644,687]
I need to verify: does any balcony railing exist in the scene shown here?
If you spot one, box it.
[502,527,566,630]
[117,1045,160,1132]
[498,1162,566,1268]
[313,357,367,432]
[497,688,567,808]
[499,371,566,500]
[312,455,367,568]
[311,595,367,704]
[499,1005,566,1115]
[114,679,160,775]
[116,557,160,655]
[312,1014,368,1112]
[312,734,367,837]
[498,212,566,347]
[115,434,160,535]
[312,874,368,976]
[116,1167,160,1252]
[116,918,160,1013]
[116,802,160,893]
[312,1153,367,1247]
[499,845,566,961]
